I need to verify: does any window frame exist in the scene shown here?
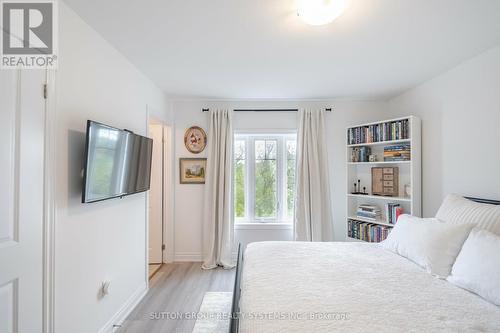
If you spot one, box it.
[234,131,297,224]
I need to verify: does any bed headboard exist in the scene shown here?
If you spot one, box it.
[465,197,500,205]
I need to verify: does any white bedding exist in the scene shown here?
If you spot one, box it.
[239,242,500,333]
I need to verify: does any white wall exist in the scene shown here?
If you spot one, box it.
[172,99,387,259]
[54,3,171,333]
[387,44,500,216]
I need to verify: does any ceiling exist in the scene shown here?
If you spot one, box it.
[64,0,500,100]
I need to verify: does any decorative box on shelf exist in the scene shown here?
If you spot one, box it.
[372,167,399,197]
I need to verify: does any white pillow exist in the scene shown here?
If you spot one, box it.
[447,228,500,306]
[382,214,474,278]
[436,194,500,235]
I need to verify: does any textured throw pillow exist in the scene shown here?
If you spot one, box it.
[447,228,500,306]
[382,214,474,278]
[436,194,500,235]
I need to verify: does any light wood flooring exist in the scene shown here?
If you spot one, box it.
[148,264,162,279]
[118,262,235,333]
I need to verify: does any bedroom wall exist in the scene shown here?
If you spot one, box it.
[55,2,171,333]
[387,43,500,216]
[172,99,387,259]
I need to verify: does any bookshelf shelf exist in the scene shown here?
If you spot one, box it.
[347,138,411,148]
[347,216,395,227]
[348,161,411,166]
[347,194,411,202]
[346,116,421,243]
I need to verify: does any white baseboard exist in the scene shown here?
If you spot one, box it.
[98,282,148,333]
[174,252,202,262]
[163,253,175,263]
[173,252,240,263]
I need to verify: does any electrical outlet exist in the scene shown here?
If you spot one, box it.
[101,281,111,296]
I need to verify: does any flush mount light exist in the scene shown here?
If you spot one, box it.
[297,0,349,26]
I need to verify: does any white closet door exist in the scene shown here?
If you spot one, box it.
[0,70,46,333]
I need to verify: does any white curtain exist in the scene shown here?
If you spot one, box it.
[294,109,334,242]
[202,109,235,269]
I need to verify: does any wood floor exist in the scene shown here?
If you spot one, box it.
[118,262,235,333]
[148,264,162,279]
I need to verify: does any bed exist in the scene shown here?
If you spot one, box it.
[230,197,500,333]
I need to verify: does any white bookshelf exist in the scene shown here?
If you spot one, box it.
[346,116,421,242]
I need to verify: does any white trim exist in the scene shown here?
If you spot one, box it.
[98,283,148,333]
[234,223,293,230]
[174,252,203,262]
[43,69,56,333]
[145,106,151,289]
[235,128,297,135]
[163,124,175,263]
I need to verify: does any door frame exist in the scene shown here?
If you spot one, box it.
[43,69,56,333]
[145,107,174,286]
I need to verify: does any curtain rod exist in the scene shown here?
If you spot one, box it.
[201,108,332,112]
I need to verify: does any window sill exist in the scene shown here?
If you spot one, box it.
[234,222,293,230]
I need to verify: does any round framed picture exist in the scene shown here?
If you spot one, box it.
[184,126,207,154]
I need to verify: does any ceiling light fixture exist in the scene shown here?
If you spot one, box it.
[297,0,349,26]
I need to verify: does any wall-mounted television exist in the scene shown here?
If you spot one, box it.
[82,120,153,203]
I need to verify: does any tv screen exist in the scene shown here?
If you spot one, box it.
[82,120,153,203]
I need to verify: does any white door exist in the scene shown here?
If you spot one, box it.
[148,123,163,264]
[0,70,46,333]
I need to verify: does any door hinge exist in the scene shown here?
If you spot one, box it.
[162,244,166,250]
[43,84,48,99]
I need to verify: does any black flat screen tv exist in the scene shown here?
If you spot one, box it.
[82,120,153,203]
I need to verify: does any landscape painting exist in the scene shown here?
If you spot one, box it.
[180,158,207,184]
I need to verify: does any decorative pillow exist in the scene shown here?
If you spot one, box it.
[447,228,500,306]
[382,214,474,278]
[436,194,500,235]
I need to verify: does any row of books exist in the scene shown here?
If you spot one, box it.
[384,144,411,162]
[386,203,403,224]
[348,219,392,243]
[350,146,371,163]
[348,119,410,145]
[356,204,382,221]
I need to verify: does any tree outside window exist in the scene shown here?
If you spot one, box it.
[234,134,296,223]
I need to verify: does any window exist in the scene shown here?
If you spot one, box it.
[234,133,297,223]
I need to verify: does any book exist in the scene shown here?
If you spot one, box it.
[385,203,403,224]
[356,204,382,221]
[384,144,411,161]
[350,146,371,162]
[348,219,392,242]
[348,119,410,145]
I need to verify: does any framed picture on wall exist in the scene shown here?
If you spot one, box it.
[179,158,207,184]
[184,126,207,154]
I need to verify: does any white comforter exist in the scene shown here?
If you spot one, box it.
[239,242,500,333]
